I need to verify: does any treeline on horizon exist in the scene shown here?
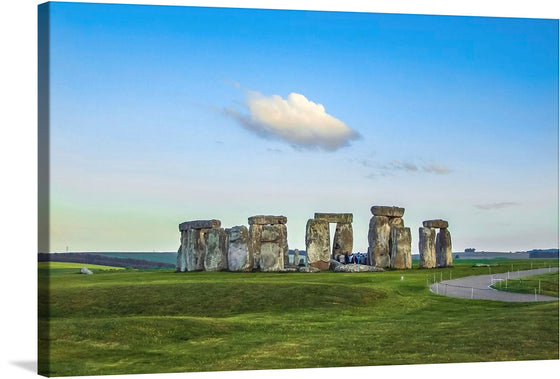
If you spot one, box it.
[38,252,175,269]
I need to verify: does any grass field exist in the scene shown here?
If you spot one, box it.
[491,272,559,297]
[38,262,126,271]
[38,259,559,376]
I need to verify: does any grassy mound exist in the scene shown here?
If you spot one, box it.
[39,259,559,376]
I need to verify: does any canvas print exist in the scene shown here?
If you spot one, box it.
[38,1,559,377]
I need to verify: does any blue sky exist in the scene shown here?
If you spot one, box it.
[46,1,558,253]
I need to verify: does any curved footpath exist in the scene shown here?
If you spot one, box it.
[429,267,559,302]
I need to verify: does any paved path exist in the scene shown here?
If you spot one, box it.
[429,267,559,302]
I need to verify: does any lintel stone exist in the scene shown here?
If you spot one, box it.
[179,219,221,231]
[248,215,287,225]
[370,206,405,217]
[314,213,353,223]
[423,219,448,228]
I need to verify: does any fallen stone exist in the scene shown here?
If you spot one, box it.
[390,227,412,269]
[248,215,287,225]
[314,213,353,223]
[305,219,331,271]
[329,259,343,270]
[423,219,449,229]
[368,215,391,268]
[418,227,436,269]
[80,267,93,275]
[436,228,453,267]
[226,226,252,272]
[370,206,405,217]
[334,264,384,273]
[332,222,353,261]
[280,267,298,273]
[179,219,221,231]
[298,266,320,273]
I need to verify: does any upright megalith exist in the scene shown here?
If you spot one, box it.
[312,213,354,264]
[423,219,453,268]
[418,227,436,268]
[175,245,184,272]
[332,222,353,260]
[248,215,288,272]
[179,219,223,272]
[368,205,408,269]
[204,228,228,271]
[436,227,453,267]
[226,226,252,272]
[390,227,412,269]
[305,219,330,270]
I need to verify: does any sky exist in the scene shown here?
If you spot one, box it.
[44,1,559,253]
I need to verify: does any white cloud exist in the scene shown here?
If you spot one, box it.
[474,202,519,210]
[226,91,360,151]
[421,162,452,174]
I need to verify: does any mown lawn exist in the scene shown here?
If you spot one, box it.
[491,271,559,297]
[38,259,559,376]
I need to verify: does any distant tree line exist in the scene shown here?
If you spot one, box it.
[38,253,175,269]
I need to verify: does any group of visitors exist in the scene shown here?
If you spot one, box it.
[337,252,369,265]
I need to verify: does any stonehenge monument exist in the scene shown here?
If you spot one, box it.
[175,208,454,273]
[367,206,411,269]
[419,219,453,268]
[306,213,353,271]
[249,215,288,272]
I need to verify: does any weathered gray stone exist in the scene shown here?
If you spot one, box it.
[80,267,93,275]
[248,224,262,270]
[423,219,449,229]
[390,227,412,269]
[185,228,208,271]
[370,206,405,217]
[292,249,300,267]
[226,226,252,272]
[436,228,453,267]
[332,222,353,260]
[305,219,330,271]
[248,215,287,225]
[388,217,404,228]
[418,227,436,268]
[179,219,221,231]
[261,225,281,242]
[175,245,184,272]
[334,264,384,273]
[204,228,228,271]
[281,267,298,272]
[368,215,391,268]
[329,258,343,270]
[297,266,320,273]
[314,213,353,223]
[259,242,284,272]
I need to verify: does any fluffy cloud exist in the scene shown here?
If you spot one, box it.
[473,202,519,210]
[226,91,360,151]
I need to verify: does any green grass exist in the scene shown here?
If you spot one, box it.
[491,271,559,297]
[38,261,126,271]
[38,259,559,376]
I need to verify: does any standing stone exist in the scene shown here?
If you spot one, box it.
[258,224,286,271]
[332,222,353,260]
[226,226,252,272]
[176,245,184,272]
[418,227,436,268]
[249,224,263,270]
[368,215,391,268]
[185,228,208,271]
[388,217,404,228]
[293,249,299,267]
[305,219,330,271]
[204,228,228,271]
[436,228,453,267]
[390,227,412,269]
